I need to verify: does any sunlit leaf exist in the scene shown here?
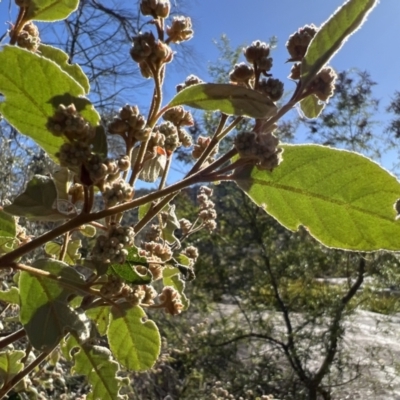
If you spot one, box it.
[38,44,90,93]
[66,336,128,400]
[108,304,161,371]
[107,246,151,284]
[4,175,68,221]
[25,0,79,22]
[0,46,99,162]
[162,204,180,245]
[301,0,378,88]
[86,306,110,336]
[234,144,400,251]
[299,94,325,119]
[0,350,25,387]
[0,287,20,305]
[168,83,277,119]
[0,210,16,238]
[45,239,82,264]
[19,259,90,350]
[0,236,18,254]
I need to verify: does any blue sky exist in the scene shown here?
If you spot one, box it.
[1,0,399,180]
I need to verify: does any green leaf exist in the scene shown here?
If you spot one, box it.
[138,202,152,221]
[107,242,152,285]
[175,253,191,267]
[0,350,25,387]
[92,125,108,158]
[108,304,161,371]
[19,259,90,350]
[52,167,74,201]
[234,144,400,251]
[300,94,325,119]
[79,224,97,238]
[66,336,128,400]
[0,46,99,161]
[163,267,189,310]
[0,237,18,254]
[0,287,20,305]
[168,83,277,119]
[25,0,79,22]
[0,210,16,238]
[4,175,68,221]
[38,44,90,93]
[86,306,110,336]
[45,239,82,264]
[162,204,180,245]
[301,0,378,88]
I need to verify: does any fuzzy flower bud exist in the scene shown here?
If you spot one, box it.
[244,40,270,63]
[178,128,193,148]
[229,62,255,84]
[235,130,282,171]
[15,21,40,52]
[179,218,192,235]
[309,66,337,102]
[102,179,134,207]
[163,106,194,127]
[258,78,284,101]
[158,286,183,315]
[166,16,193,43]
[176,74,203,92]
[286,24,318,62]
[140,0,170,19]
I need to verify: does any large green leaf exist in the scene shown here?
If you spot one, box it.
[19,259,90,350]
[66,336,128,400]
[301,0,378,88]
[0,350,25,387]
[168,83,277,119]
[25,0,79,22]
[0,210,16,238]
[38,45,90,93]
[3,175,69,221]
[234,144,400,251]
[0,46,99,161]
[108,304,161,371]
[300,94,325,119]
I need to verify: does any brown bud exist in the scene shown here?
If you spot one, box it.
[166,16,193,43]
[286,24,318,62]
[229,62,255,84]
[140,0,170,19]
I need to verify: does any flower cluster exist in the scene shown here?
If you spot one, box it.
[227,40,284,102]
[197,186,217,232]
[14,21,40,52]
[234,129,282,171]
[108,104,148,146]
[92,225,135,264]
[99,276,157,306]
[157,286,183,315]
